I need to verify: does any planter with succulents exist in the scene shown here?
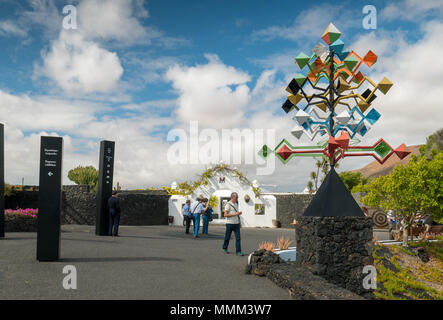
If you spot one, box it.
[248,236,297,264]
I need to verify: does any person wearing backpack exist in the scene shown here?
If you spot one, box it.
[201,198,213,235]
[222,192,244,256]
[190,195,208,238]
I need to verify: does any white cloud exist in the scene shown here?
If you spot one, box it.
[39,31,124,94]
[252,51,299,75]
[31,0,188,94]
[75,0,188,48]
[0,20,27,37]
[381,0,443,21]
[124,53,181,85]
[77,0,148,46]
[249,69,288,111]
[21,0,61,40]
[133,0,149,18]
[165,54,251,128]
[0,89,104,131]
[5,129,66,186]
[251,5,359,44]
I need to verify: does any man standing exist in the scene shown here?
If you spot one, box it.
[222,192,244,256]
[181,199,192,234]
[190,195,208,238]
[108,190,121,237]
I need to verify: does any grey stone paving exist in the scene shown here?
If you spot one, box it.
[0,225,294,300]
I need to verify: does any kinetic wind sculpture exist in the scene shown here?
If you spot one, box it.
[259,23,410,169]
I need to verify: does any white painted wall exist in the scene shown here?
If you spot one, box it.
[168,195,187,226]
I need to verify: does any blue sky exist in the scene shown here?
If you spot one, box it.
[0,0,442,191]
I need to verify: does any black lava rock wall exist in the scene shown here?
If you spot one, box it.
[5,186,169,227]
[295,216,374,297]
[274,193,314,228]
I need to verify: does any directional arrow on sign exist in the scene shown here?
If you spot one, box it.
[48,172,53,176]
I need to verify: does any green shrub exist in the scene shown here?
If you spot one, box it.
[68,165,99,193]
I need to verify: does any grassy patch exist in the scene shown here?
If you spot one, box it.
[409,239,443,261]
[373,242,443,300]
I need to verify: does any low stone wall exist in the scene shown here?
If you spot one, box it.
[295,216,374,297]
[246,249,364,300]
[118,191,170,226]
[5,186,170,227]
[62,185,96,225]
[5,216,37,232]
[268,264,364,300]
[5,187,39,210]
[273,193,314,228]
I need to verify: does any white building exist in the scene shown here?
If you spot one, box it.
[168,166,278,228]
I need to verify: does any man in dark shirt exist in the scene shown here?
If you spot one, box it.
[108,190,121,236]
[181,199,192,234]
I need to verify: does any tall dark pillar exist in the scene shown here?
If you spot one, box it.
[96,140,115,236]
[0,124,4,238]
[37,136,63,261]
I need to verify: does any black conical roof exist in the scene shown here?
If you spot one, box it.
[303,167,364,217]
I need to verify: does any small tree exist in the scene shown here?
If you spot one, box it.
[361,152,443,246]
[68,166,99,193]
[307,159,338,192]
[420,128,443,159]
[209,195,219,208]
[4,183,13,196]
[338,171,369,192]
[307,181,314,194]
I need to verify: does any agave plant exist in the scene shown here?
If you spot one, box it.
[258,241,275,252]
[276,236,293,250]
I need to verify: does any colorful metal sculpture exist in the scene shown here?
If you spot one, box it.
[259,23,409,167]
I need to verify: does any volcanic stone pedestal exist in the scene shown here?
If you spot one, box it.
[295,216,374,297]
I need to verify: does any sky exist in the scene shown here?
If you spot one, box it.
[0,0,442,192]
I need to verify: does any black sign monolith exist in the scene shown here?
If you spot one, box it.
[95,140,115,236]
[0,124,4,238]
[37,136,63,261]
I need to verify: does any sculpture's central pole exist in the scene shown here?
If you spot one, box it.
[328,46,335,169]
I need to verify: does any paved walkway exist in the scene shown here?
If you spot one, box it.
[0,225,293,299]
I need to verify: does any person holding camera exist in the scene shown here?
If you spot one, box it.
[222,192,244,256]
